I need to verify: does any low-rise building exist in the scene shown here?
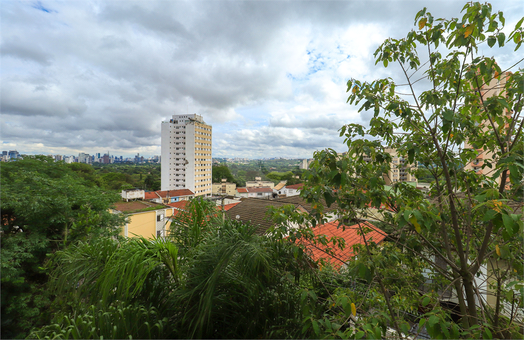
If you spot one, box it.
[284,183,303,197]
[235,187,273,199]
[273,181,287,196]
[144,189,194,204]
[112,201,174,239]
[246,177,275,189]
[121,189,145,201]
[212,181,237,196]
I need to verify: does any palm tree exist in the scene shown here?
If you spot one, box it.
[33,198,313,339]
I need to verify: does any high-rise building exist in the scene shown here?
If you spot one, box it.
[464,72,510,185]
[161,114,212,196]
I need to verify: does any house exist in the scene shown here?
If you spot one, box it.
[144,189,194,204]
[297,221,386,269]
[246,177,275,189]
[235,187,273,199]
[212,181,237,196]
[112,201,174,239]
[273,181,287,196]
[121,189,145,202]
[284,183,303,197]
[225,196,340,235]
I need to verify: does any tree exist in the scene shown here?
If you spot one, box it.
[33,198,314,339]
[212,165,236,183]
[293,3,523,338]
[1,157,124,338]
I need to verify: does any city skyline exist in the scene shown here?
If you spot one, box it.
[2,1,523,159]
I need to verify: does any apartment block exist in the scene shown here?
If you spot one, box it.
[464,73,510,184]
[161,114,212,196]
[383,147,417,185]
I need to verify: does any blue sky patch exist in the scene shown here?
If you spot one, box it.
[32,1,55,13]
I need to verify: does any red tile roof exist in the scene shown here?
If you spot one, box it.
[144,191,161,200]
[167,201,189,210]
[237,188,249,193]
[223,202,241,211]
[286,183,304,190]
[299,221,386,269]
[145,189,194,199]
[247,187,273,193]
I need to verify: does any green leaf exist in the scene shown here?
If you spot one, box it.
[487,36,496,47]
[428,315,439,327]
[502,214,516,236]
[497,32,505,47]
[422,296,430,307]
[311,319,320,336]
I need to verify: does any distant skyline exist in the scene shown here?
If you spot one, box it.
[2,1,523,159]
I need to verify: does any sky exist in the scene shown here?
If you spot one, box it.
[1,0,523,159]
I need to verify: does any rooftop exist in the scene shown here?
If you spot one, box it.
[298,221,386,269]
[113,201,168,213]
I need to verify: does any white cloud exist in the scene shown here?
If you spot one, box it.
[1,0,522,158]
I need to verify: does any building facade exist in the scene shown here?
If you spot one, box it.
[161,114,212,196]
[383,147,417,185]
[464,72,510,186]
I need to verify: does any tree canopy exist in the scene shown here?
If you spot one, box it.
[1,157,124,338]
[287,2,523,338]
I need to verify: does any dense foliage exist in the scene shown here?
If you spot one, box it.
[0,157,124,339]
[286,2,523,338]
[30,198,322,339]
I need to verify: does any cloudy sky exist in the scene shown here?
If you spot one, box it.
[1,0,522,159]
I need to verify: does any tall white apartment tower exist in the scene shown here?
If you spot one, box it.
[161,114,212,196]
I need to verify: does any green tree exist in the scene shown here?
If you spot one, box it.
[33,198,314,339]
[1,157,123,339]
[291,3,523,338]
[212,165,236,183]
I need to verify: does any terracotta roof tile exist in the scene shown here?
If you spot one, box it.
[237,188,249,193]
[247,187,273,193]
[286,183,304,190]
[145,189,194,199]
[167,201,189,209]
[299,221,386,269]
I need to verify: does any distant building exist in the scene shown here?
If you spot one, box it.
[161,114,212,196]
[144,189,195,204]
[112,201,174,239]
[382,148,417,185]
[78,152,91,164]
[121,189,145,202]
[235,187,273,199]
[283,183,303,197]
[273,181,287,196]
[299,159,312,170]
[464,72,511,187]
[8,150,20,160]
[246,177,275,189]
[212,180,237,196]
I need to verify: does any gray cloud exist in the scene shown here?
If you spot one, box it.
[1,0,522,158]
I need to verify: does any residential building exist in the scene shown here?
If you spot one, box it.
[383,148,417,185]
[297,221,386,269]
[464,72,511,186]
[144,189,195,204]
[226,196,340,235]
[78,152,91,164]
[212,180,237,196]
[299,159,312,170]
[273,181,287,196]
[235,187,273,199]
[161,114,212,196]
[284,183,303,197]
[246,177,275,189]
[112,201,174,239]
[121,189,145,202]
